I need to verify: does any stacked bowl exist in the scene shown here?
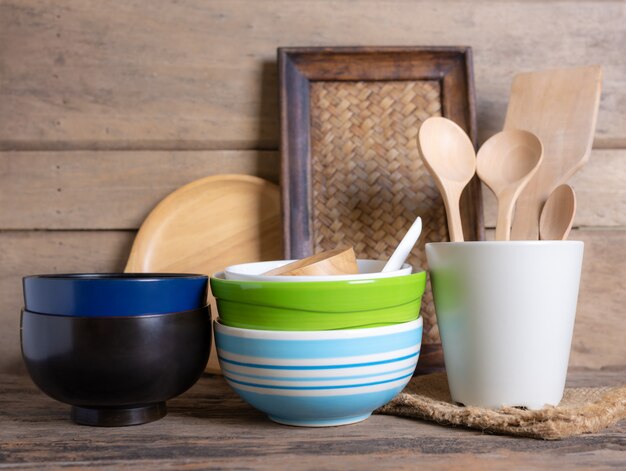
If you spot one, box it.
[211,259,426,427]
[21,273,212,426]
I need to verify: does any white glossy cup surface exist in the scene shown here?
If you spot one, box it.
[426,241,584,410]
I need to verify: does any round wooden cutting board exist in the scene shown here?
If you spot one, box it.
[125,174,283,373]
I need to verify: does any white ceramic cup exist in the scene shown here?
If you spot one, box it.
[425,241,584,410]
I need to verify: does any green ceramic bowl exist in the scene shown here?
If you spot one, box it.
[210,271,426,331]
[216,298,422,330]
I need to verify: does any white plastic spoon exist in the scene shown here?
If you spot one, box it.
[382,216,422,272]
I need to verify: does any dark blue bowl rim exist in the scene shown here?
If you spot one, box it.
[23,273,208,281]
[21,306,211,320]
[23,274,209,316]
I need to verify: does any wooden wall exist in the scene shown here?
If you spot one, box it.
[1,0,624,373]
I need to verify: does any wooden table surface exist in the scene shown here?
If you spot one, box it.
[1,369,624,470]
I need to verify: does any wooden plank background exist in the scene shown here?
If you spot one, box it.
[0,0,624,373]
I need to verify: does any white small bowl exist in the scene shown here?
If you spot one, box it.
[223,259,413,282]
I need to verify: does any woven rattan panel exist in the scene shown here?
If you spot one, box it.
[310,80,447,345]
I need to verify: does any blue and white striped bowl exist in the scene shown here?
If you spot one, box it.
[214,318,422,427]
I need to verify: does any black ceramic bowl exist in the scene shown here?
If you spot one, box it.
[21,306,211,426]
[23,273,208,316]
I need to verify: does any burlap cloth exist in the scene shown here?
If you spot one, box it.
[375,373,626,440]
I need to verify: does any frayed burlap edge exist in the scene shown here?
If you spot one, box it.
[375,373,626,440]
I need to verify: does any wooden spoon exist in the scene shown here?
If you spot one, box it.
[476,130,543,241]
[539,184,577,241]
[262,247,358,276]
[505,65,602,240]
[418,117,476,242]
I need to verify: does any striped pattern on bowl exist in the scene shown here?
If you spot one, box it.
[214,318,422,427]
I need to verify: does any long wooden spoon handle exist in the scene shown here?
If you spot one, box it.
[495,193,516,241]
[443,190,464,242]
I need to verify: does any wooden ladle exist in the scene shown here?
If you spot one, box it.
[476,130,543,240]
[262,247,358,276]
[418,117,476,242]
[539,184,576,240]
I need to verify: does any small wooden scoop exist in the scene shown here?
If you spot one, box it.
[539,184,577,241]
[263,247,359,276]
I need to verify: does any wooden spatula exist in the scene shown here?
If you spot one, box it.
[504,65,602,240]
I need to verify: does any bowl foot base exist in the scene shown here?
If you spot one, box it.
[268,413,371,427]
[71,402,167,427]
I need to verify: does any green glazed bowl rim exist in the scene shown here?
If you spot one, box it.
[210,271,426,312]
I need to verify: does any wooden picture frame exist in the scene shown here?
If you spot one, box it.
[278,47,483,369]
[279,46,482,256]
